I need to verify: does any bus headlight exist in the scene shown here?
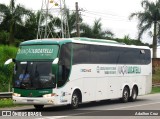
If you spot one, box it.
[43,93,56,98]
[13,93,21,97]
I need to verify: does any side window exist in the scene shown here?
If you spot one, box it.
[118,48,151,64]
[139,49,151,64]
[58,43,71,87]
[72,43,151,65]
[73,44,90,64]
[90,45,120,64]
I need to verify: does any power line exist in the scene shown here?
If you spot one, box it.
[82,12,137,23]
[0,2,137,25]
[84,10,127,18]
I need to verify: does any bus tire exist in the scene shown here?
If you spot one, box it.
[34,105,44,110]
[130,87,138,102]
[121,87,129,103]
[70,91,79,109]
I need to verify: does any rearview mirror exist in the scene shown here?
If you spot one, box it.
[4,59,13,65]
[52,58,59,64]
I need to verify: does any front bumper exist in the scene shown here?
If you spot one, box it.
[13,96,56,105]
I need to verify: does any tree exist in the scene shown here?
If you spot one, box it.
[81,19,114,39]
[80,23,93,38]
[129,0,160,58]
[67,10,82,37]
[0,31,9,45]
[123,35,131,44]
[92,19,105,38]
[47,10,83,38]
[114,35,149,46]
[22,11,42,40]
[0,0,31,45]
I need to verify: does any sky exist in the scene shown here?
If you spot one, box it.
[0,0,156,44]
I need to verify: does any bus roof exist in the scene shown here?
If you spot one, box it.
[20,37,150,50]
[73,37,120,44]
[20,37,119,45]
[20,38,72,46]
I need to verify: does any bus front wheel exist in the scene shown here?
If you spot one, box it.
[70,91,79,109]
[121,87,129,103]
[34,105,44,110]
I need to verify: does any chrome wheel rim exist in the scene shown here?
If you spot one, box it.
[123,90,128,101]
[72,94,78,107]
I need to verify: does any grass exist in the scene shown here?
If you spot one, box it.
[0,98,15,108]
[152,67,160,84]
[151,67,160,93]
[0,98,25,108]
[151,86,160,94]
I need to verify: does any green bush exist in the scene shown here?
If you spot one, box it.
[0,45,17,92]
[0,31,9,45]
[0,98,15,108]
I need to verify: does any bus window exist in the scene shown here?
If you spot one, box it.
[58,43,71,87]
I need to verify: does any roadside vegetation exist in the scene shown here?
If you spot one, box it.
[152,67,160,93]
[152,67,160,84]
[0,98,14,108]
[0,45,17,92]
[152,87,160,94]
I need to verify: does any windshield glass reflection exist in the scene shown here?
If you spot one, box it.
[13,61,55,89]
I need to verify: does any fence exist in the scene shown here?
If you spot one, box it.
[152,58,160,73]
[152,58,160,67]
[0,92,12,98]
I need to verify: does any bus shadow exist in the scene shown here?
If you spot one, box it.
[22,98,148,112]
[78,98,148,109]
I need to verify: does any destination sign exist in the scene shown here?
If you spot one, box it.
[16,45,59,60]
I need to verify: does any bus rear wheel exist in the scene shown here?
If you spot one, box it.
[34,105,44,110]
[70,92,79,109]
[121,87,129,103]
[130,87,138,102]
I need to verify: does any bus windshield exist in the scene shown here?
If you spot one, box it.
[13,61,56,89]
[13,44,59,89]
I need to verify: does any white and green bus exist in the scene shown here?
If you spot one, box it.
[5,37,152,109]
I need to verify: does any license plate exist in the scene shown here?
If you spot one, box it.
[27,99,33,102]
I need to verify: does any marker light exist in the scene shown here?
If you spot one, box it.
[50,0,53,3]
[43,93,56,98]
[13,93,21,97]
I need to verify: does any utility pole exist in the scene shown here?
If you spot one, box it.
[75,2,80,37]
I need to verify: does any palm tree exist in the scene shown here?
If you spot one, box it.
[123,35,131,45]
[92,19,104,38]
[129,0,160,58]
[0,0,31,45]
[81,19,114,39]
[19,11,40,40]
[80,23,93,38]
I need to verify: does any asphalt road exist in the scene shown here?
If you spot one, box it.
[1,93,160,119]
